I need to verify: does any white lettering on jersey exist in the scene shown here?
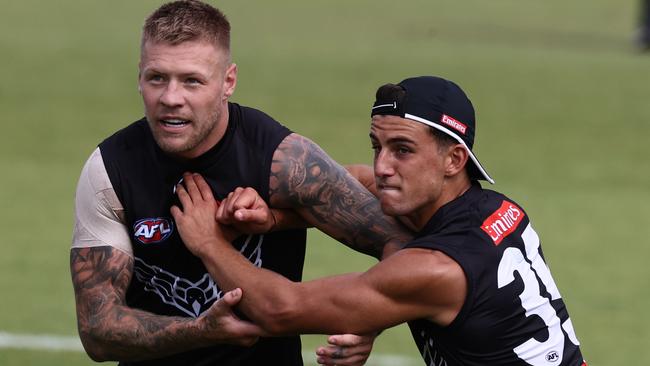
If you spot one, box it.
[497,223,580,365]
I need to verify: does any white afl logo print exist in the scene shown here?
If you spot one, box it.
[545,350,560,362]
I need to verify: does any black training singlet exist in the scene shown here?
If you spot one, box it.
[405,183,586,366]
[99,103,306,366]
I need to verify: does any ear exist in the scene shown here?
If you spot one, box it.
[445,144,469,177]
[222,63,238,100]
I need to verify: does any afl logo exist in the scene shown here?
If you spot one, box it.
[545,350,560,362]
[133,217,174,244]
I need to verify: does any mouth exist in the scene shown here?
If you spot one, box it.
[160,118,191,128]
[377,183,400,191]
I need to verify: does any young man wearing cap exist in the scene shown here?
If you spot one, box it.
[173,76,587,365]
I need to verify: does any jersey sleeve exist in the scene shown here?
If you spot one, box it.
[71,147,133,256]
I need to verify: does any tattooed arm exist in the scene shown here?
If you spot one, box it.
[345,164,378,197]
[173,174,465,335]
[70,246,262,361]
[270,134,411,258]
[71,150,262,361]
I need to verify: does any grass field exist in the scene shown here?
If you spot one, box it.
[1,0,649,365]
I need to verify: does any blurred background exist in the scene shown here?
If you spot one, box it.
[1,0,649,365]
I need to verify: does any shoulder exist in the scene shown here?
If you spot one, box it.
[231,102,292,136]
[98,119,152,174]
[472,188,531,246]
[73,148,132,256]
[97,119,157,190]
[473,187,529,219]
[234,103,280,123]
[99,118,150,150]
[228,103,293,159]
[77,148,119,198]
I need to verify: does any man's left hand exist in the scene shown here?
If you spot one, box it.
[315,333,377,366]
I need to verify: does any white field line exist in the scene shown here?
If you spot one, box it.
[301,350,421,366]
[0,331,421,365]
[0,331,83,352]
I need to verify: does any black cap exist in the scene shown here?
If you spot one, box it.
[371,76,494,184]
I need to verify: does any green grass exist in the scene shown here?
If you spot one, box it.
[1,0,648,364]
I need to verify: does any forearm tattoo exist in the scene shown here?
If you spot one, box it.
[70,247,199,361]
[270,134,410,258]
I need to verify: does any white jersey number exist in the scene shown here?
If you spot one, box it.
[497,224,579,365]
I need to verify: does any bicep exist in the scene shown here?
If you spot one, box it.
[70,246,133,316]
[289,249,464,334]
[71,246,135,358]
[269,134,410,258]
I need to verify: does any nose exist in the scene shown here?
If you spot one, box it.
[159,81,184,108]
[374,149,395,178]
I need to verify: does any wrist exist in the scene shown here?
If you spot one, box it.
[268,209,278,232]
[193,238,223,259]
[266,208,310,231]
[193,313,221,346]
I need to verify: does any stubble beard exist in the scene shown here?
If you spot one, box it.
[150,109,221,158]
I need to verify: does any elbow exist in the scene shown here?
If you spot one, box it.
[85,348,109,363]
[77,321,117,362]
[78,330,111,362]
[247,298,304,335]
[257,311,301,336]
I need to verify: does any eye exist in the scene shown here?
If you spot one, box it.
[185,78,203,86]
[397,146,411,155]
[147,74,165,84]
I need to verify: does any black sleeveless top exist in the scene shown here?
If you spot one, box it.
[99,103,306,366]
[406,184,585,366]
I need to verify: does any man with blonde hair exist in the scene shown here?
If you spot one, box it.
[70,1,409,365]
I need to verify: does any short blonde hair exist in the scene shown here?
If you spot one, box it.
[142,0,230,53]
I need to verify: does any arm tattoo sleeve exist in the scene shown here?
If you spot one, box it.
[70,246,205,361]
[269,134,411,258]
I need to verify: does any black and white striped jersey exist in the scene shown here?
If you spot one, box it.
[406,183,586,366]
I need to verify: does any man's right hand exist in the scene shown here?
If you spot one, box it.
[199,287,266,346]
[216,185,311,233]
